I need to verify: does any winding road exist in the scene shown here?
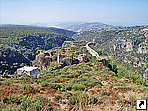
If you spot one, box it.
[85,42,99,59]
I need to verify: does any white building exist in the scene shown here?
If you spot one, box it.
[17,66,41,76]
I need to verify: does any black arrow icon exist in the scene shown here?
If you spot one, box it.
[139,101,144,108]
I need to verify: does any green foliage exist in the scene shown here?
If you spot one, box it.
[0,26,74,74]
[100,91,110,96]
[54,95,62,101]
[72,84,86,91]
[48,83,62,90]
[1,94,52,111]
[73,26,147,80]
[62,92,73,99]
[41,82,49,87]
[89,45,106,56]
[68,91,98,107]
[19,84,39,93]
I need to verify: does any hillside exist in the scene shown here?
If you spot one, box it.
[61,22,116,32]
[0,26,74,74]
[72,26,148,76]
[0,41,147,111]
[0,25,76,37]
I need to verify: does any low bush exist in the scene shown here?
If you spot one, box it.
[54,95,62,101]
[48,83,62,90]
[100,91,110,96]
[72,84,86,91]
[1,95,52,110]
[62,92,73,99]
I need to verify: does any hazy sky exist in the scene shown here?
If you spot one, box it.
[0,0,148,26]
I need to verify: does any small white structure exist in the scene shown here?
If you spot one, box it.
[17,66,41,76]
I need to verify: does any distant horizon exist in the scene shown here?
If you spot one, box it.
[1,0,148,26]
[0,21,148,27]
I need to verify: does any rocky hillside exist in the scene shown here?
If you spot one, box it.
[0,26,74,74]
[72,26,148,76]
[0,41,147,111]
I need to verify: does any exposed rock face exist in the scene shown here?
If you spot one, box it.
[112,41,133,52]
[126,42,133,51]
[138,43,147,54]
[113,43,122,51]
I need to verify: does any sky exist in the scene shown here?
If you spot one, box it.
[0,0,148,26]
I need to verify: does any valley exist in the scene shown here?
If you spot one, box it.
[0,25,147,111]
[72,26,148,78]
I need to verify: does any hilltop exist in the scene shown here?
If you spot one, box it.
[0,41,147,111]
[57,22,116,32]
[27,22,116,32]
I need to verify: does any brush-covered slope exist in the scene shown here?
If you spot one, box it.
[0,41,147,111]
[72,26,148,75]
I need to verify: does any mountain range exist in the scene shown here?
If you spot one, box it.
[59,22,116,32]
[6,22,117,32]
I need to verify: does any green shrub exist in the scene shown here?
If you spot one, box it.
[19,84,36,93]
[90,96,98,104]
[100,91,110,96]
[65,84,73,91]
[54,95,62,101]
[72,84,86,91]
[62,92,73,99]
[115,82,126,86]
[122,87,133,91]
[41,82,49,87]
[88,89,96,95]
[48,83,62,90]
[87,80,103,86]
[94,84,102,88]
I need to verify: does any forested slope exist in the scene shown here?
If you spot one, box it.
[0,26,74,74]
[0,25,76,37]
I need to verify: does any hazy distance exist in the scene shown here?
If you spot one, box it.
[0,0,148,26]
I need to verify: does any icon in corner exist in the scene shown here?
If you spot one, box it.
[136,99,147,110]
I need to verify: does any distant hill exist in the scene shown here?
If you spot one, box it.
[72,26,148,75]
[0,25,76,37]
[59,22,116,32]
[0,26,74,74]
[23,22,117,32]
